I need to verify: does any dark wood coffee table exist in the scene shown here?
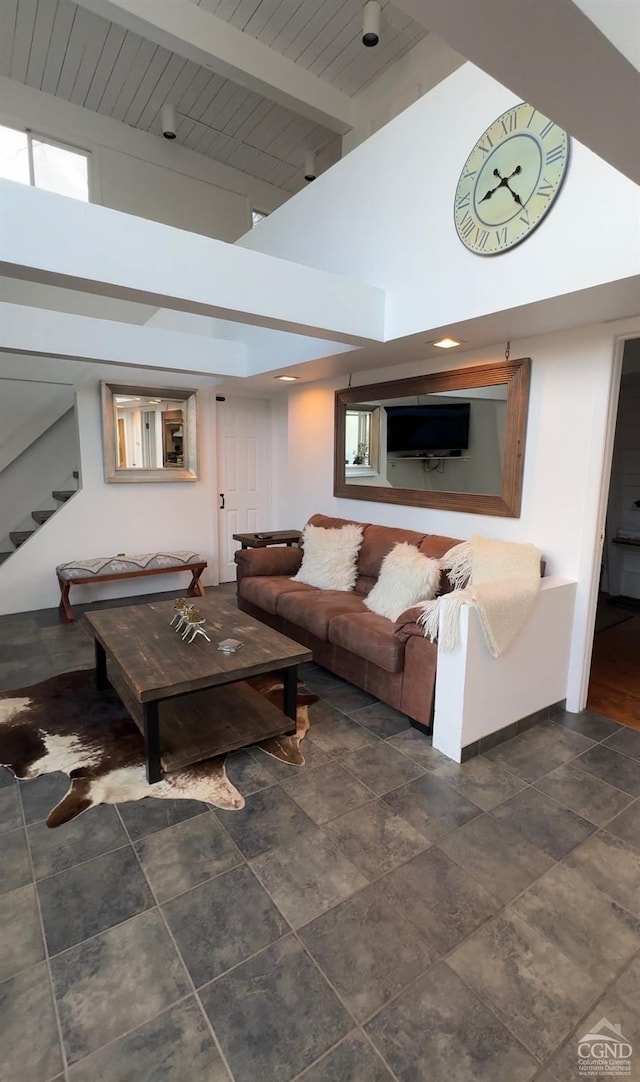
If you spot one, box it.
[84,596,312,784]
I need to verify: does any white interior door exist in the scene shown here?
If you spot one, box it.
[216,397,271,581]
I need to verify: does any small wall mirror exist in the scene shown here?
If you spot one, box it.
[334,358,530,516]
[101,383,199,483]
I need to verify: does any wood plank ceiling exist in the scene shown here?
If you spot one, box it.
[0,0,427,193]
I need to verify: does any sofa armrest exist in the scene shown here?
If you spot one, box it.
[393,606,428,643]
[235,546,302,581]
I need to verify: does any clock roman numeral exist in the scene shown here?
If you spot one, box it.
[477,135,494,155]
[461,167,477,181]
[536,178,554,200]
[474,228,490,250]
[500,112,518,135]
[546,144,564,165]
[456,191,471,210]
[458,212,475,239]
[519,207,530,228]
[495,226,508,247]
[539,119,555,139]
[526,107,537,129]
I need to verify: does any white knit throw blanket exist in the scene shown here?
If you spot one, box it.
[418,536,542,657]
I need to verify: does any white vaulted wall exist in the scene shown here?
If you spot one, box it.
[342,33,464,154]
[240,64,640,340]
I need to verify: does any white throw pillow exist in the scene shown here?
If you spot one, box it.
[292,523,363,591]
[365,542,441,621]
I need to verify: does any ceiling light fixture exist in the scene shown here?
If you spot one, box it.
[362,1,381,47]
[161,104,177,140]
[304,151,317,182]
[432,337,463,349]
[275,375,299,382]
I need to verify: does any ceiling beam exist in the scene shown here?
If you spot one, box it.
[73,0,353,135]
[394,0,640,184]
[0,304,248,377]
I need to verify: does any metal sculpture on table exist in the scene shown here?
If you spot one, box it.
[170,598,211,643]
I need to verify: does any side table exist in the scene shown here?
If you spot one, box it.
[233,530,302,550]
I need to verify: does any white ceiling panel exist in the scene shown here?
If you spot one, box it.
[195,0,427,93]
[67,11,113,106]
[0,0,427,195]
[81,22,127,110]
[39,2,77,97]
[9,0,37,85]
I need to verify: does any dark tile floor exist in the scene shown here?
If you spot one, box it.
[1,586,640,1081]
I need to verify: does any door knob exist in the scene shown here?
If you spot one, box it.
[219,493,225,510]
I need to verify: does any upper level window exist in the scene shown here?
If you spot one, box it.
[0,124,89,201]
[251,209,268,227]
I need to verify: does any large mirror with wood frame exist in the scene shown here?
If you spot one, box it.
[334,358,530,517]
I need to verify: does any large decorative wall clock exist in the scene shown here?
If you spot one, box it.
[454,102,569,255]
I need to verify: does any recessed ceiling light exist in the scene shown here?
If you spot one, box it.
[275,375,299,382]
[432,337,463,349]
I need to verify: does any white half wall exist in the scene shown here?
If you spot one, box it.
[0,181,385,348]
[0,76,288,243]
[432,578,577,761]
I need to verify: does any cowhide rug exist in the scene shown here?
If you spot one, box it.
[0,669,317,827]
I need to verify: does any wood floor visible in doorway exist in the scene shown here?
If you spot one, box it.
[588,613,640,731]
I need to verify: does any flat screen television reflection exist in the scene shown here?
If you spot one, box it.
[385,403,470,454]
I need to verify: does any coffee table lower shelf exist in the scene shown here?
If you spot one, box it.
[108,667,296,775]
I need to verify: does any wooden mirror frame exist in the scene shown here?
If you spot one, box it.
[101,382,199,483]
[334,357,530,517]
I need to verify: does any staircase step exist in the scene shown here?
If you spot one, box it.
[10,531,35,547]
[32,509,55,525]
[52,490,74,502]
[0,552,12,565]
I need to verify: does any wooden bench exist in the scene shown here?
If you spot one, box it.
[56,551,207,623]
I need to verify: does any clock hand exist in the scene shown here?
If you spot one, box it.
[504,180,525,206]
[478,165,522,203]
[478,168,505,202]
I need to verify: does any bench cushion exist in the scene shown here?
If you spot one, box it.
[56,551,202,580]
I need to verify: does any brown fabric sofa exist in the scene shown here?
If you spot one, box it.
[235,514,462,733]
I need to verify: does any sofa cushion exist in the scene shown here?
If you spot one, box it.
[417,534,463,561]
[277,589,366,641]
[355,524,426,595]
[307,513,368,532]
[239,576,312,615]
[293,522,364,591]
[418,534,464,595]
[365,543,441,620]
[328,611,406,673]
